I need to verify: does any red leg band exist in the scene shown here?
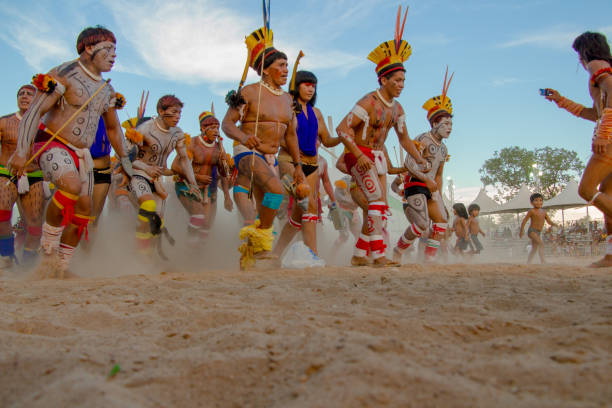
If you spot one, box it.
[26,225,43,236]
[0,210,11,222]
[52,190,78,226]
[71,213,94,241]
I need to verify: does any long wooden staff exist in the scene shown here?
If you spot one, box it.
[8,79,111,184]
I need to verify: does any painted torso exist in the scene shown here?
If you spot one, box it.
[134,118,184,179]
[239,83,294,155]
[0,113,38,172]
[43,60,115,149]
[191,136,221,187]
[352,92,403,150]
[415,132,447,178]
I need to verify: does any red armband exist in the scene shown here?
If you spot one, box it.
[590,67,612,87]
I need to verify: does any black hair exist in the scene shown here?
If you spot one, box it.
[530,193,543,202]
[252,48,288,74]
[453,203,469,219]
[377,66,405,86]
[572,32,612,65]
[468,203,480,214]
[226,48,288,109]
[290,70,317,113]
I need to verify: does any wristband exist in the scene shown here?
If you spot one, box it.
[555,96,585,117]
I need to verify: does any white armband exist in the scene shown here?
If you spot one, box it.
[350,105,369,140]
[397,114,406,133]
[54,80,66,96]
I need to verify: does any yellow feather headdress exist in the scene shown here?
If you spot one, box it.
[422,66,454,121]
[367,5,412,79]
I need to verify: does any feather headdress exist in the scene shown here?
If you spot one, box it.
[422,66,454,121]
[367,5,412,79]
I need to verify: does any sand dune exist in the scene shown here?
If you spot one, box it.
[1,262,611,407]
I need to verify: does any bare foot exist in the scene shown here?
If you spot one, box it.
[351,256,369,267]
[373,257,400,268]
[589,256,612,268]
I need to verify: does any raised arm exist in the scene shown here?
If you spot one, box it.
[544,89,598,122]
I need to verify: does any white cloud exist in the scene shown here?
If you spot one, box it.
[0,5,72,71]
[106,0,364,85]
[500,25,612,49]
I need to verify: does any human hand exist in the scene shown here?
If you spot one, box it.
[420,159,432,173]
[424,177,438,192]
[294,165,305,185]
[196,174,213,185]
[7,152,26,178]
[243,134,260,149]
[224,196,234,212]
[356,154,373,173]
[145,164,163,179]
[544,88,561,102]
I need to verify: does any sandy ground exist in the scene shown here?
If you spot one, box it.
[1,261,611,408]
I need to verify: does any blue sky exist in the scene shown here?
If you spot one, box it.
[1,0,611,203]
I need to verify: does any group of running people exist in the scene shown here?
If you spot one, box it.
[2,8,611,274]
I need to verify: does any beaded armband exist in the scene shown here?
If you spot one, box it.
[590,67,612,87]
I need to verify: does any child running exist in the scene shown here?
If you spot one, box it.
[519,193,556,264]
[451,203,470,256]
[467,204,485,254]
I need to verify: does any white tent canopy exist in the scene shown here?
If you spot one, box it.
[543,180,586,209]
[470,188,500,215]
[492,184,534,214]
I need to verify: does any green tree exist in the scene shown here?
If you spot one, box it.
[479,146,584,200]
[535,147,584,199]
[479,146,535,200]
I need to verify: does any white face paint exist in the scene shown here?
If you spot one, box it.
[347,112,353,127]
[433,117,452,139]
[90,41,116,73]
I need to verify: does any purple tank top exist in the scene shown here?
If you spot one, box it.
[90,116,111,159]
[296,104,318,157]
